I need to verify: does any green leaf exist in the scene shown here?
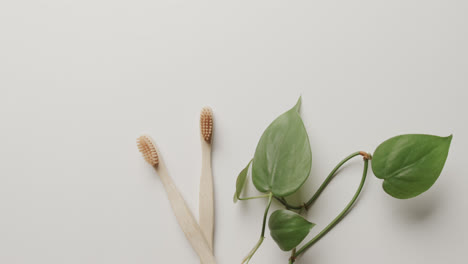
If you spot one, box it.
[372,134,452,199]
[233,160,252,203]
[268,210,315,251]
[252,97,312,197]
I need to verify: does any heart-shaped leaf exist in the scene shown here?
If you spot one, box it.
[268,209,315,251]
[252,97,312,197]
[233,160,252,203]
[372,134,452,199]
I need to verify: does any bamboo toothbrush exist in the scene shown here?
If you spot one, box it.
[137,135,216,264]
[199,107,214,251]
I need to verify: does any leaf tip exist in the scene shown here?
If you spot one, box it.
[293,96,302,112]
[447,134,453,142]
[309,222,316,230]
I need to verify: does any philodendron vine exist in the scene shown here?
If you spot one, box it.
[234,97,452,264]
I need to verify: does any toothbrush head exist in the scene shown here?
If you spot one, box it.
[200,107,213,143]
[137,135,159,166]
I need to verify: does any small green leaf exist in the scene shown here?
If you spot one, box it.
[372,134,452,199]
[233,160,252,203]
[268,210,315,251]
[252,97,312,197]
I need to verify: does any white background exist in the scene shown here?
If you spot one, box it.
[1,1,467,263]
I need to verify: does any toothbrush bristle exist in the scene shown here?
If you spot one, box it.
[137,135,159,166]
[200,107,213,142]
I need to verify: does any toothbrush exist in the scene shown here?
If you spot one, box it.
[137,135,216,264]
[199,107,214,251]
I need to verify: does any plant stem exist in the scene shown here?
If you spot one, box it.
[274,196,304,210]
[288,248,296,264]
[304,151,363,209]
[242,192,274,263]
[261,193,273,237]
[238,194,271,200]
[273,151,366,211]
[293,159,369,259]
[242,236,264,263]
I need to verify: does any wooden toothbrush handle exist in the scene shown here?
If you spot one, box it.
[199,142,214,250]
[156,165,216,264]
